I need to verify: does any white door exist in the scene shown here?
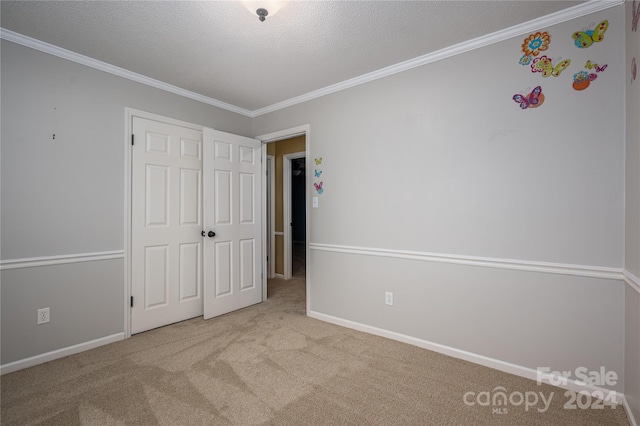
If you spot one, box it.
[131,117,203,333]
[203,129,263,319]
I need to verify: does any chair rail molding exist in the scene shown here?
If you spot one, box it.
[0,250,125,270]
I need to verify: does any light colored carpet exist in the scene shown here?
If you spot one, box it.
[1,277,630,425]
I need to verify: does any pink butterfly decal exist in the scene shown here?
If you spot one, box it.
[513,86,544,110]
[314,182,324,194]
[586,60,608,73]
[633,0,639,32]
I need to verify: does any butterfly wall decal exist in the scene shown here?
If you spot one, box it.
[530,56,571,77]
[314,182,324,195]
[585,60,607,73]
[632,57,637,82]
[572,20,608,48]
[314,169,322,178]
[633,0,639,32]
[314,157,323,165]
[513,86,544,110]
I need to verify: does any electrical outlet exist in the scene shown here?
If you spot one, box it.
[37,307,50,325]
[385,292,393,306]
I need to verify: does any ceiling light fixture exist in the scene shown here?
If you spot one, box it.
[256,8,268,22]
[243,1,288,22]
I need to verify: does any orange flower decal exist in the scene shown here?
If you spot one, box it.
[521,32,551,57]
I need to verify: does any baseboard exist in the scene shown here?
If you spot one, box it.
[274,273,285,279]
[308,311,625,405]
[0,332,125,375]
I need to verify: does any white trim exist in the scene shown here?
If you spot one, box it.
[308,311,625,405]
[283,151,306,280]
[1,1,622,118]
[274,273,285,280]
[274,231,284,236]
[0,333,124,375]
[250,0,623,117]
[0,251,124,270]
[262,144,268,300]
[623,395,639,426]
[267,155,276,280]
[309,243,624,281]
[623,270,640,294]
[0,28,252,117]
[256,126,308,143]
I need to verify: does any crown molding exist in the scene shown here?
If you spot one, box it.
[251,0,623,116]
[0,28,253,118]
[1,0,623,118]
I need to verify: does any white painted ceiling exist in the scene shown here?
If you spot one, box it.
[1,1,585,113]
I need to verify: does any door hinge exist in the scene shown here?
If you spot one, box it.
[130,296,134,307]
[267,255,269,261]
[131,134,134,146]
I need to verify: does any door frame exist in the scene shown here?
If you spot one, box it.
[283,151,306,280]
[266,155,275,279]
[256,125,310,311]
[122,107,267,339]
[125,111,308,334]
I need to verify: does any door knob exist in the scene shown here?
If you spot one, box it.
[201,230,216,238]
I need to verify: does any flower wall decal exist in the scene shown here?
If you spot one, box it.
[522,32,551,57]
[519,54,533,66]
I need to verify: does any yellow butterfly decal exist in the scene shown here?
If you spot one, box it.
[572,20,608,49]
[531,56,571,78]
[314,157,322,165]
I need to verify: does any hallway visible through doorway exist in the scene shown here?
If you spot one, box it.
[292,241,305,278]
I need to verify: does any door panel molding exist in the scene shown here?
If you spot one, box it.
[203,129,263,319]
[131,115,204,333]
[125,108,207,338]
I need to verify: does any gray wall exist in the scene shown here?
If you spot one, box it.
[254,6,627,392]
[1,3,635,410]
[0,39,252,364]
[625,0,640,421]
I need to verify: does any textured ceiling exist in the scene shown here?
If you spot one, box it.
[1,1,585,112]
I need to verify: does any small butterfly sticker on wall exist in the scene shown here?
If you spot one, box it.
[573,60,608,91]
[314,169,322,178]
[314,182,324,195]
[632,0,639,32]
[530,56,571,77]
[632,57,637,83]
[572,20,608,48]
[513,86,544,110]
[314,157,323,165]
[585,60,607,73]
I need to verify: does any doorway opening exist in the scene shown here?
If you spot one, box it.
[290,157,306,279]
[265,137,306,281]
[259,127,309,312]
